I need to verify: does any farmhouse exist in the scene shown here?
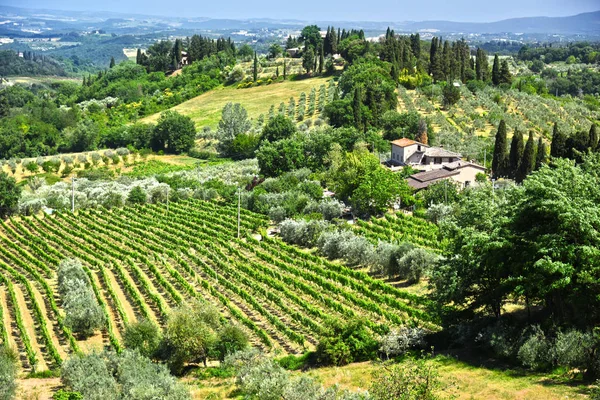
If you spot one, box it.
[407,160,486,190]
[389,138,461,171]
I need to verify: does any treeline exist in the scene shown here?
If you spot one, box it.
[136,35,235,73]
[517,42,600,64]
[0,50,65,77]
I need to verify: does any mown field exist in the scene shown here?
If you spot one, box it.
[140,76,334,129]
[0,198,437,374]
[192,357,590,400]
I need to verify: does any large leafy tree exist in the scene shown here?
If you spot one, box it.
[261,115,296,143]
[256,138,306,177]
[432,154,600,325]
[0,172,21,218]
[216,103,252,157]
[151,111,196,154]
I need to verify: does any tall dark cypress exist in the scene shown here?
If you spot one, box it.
[136,48,142,65]
[429,37,437,79]
[253,52,258,82]
[589,124,599,151]
[550,122,567,158]
[283,58,287,80]
[500,60,512,84]
[318,45,324,74]
[517,131,536,183]
[535,136,547,170]
[508,129,524,179]
[492,120,508,178]
[492,54,500,85]
[109,57,115,68]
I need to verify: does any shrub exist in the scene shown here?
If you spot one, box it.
[61,350,190,400]
[316,319,378,366]
[0,346,18,400]
[517,326,553,371]
[396,248,439,283]
[370,356,445,400]
[554,329,596,371]
[123,320,161,359]
[213,325,249,361]
[127,186,147,204]
[379,327,427,359]
[268,206,287,222]
[58,258,105,338]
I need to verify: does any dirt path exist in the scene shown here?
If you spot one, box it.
[88,270,122,345]
[102,268,138,325]
[13,285,48,371]
[0,287,17,350]
[30,285,69,360]
[17,377,61,399]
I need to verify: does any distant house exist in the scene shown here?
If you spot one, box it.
[177,51,189,69]
[407,161,486,191]
[390,138,461,171]
[286,47,300,57]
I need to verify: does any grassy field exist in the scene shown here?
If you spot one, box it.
[140,76,333,129]
[189,356,591,400]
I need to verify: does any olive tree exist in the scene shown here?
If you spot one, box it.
[0,346,18,400]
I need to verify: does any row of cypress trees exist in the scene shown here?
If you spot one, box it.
[493,120,599,182]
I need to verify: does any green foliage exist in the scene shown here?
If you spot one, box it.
[0,172,21,218]
[316,319,378,366]
[60,350,190,400]
[0,346,18,400]
[257,138,305,178]
[420,180,460,207]
[327,146,412,216]
[58,258,105,338]
[262,115,297,143]
[492,120,508,179]
[123,319,161,359]
[381,111,421,141]
[127,186,147,205]
[152,111,196,154]
[52,390,83,400]
[441,83,460,108]
[370,356,446,400]
[216,103,252,158]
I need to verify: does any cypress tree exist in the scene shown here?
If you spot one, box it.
[429,37,437,79]
[589,124,598,151]
[283,58,287,80]
[492,120,508,178]
[517,131,536,183]
[500,60,512,84]
[253,52,258,82]
[276,66,280,78]
[109,57,115,68]
[550,122,567,158]
[136,48,142,65]
[318,45,324,74]
[492,54,500,85]
[535,136,547,170]
[508,129,524,179]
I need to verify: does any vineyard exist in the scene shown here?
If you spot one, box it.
[353,212,444,253]
[0,199,436,372]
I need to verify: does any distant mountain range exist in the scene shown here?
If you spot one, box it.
[0,5,598,36]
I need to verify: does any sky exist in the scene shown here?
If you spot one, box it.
[2,0,599,22]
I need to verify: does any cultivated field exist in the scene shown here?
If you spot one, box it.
[140,76,335,129]
[0,199,436,373]
[399,85,599,140]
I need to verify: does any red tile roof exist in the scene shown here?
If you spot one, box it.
[391,138,420,148]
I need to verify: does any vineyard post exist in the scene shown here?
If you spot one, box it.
[237,187,241,239]
[166,186,169,215]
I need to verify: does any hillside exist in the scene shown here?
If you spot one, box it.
[140,76,333,129]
